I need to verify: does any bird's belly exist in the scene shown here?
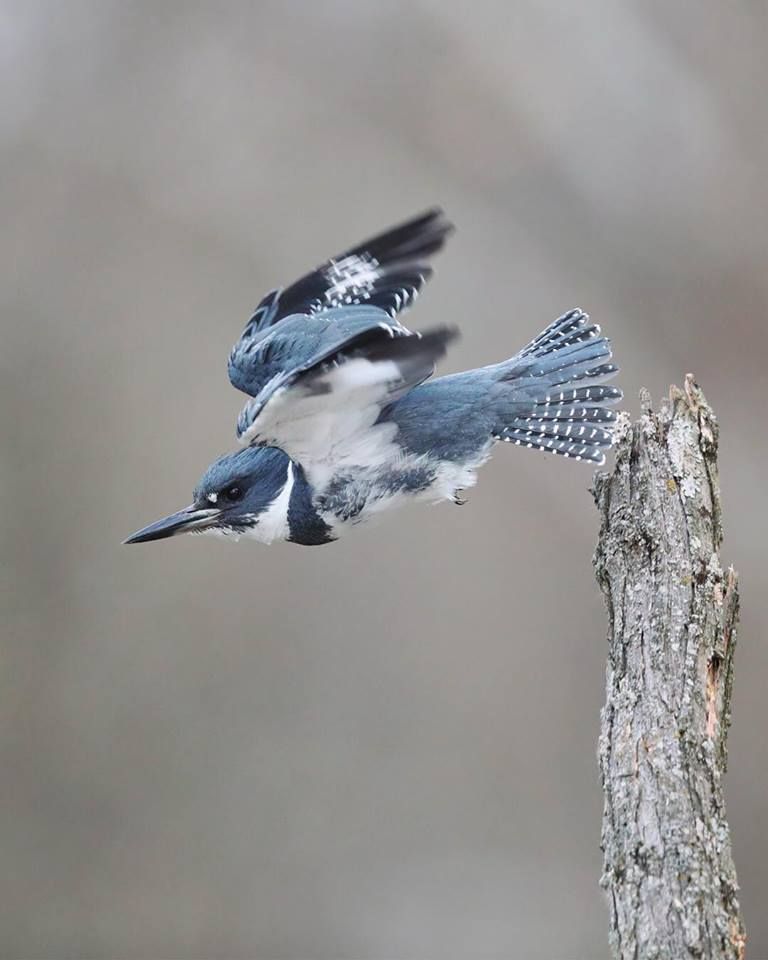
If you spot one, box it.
[317,455,486,531]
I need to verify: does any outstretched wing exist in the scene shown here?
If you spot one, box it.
[236,309,458,488]
[228,209,453,396]
[250,207,452,328]
[228,307,411,400]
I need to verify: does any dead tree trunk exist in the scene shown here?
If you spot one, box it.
[593,376,745,960]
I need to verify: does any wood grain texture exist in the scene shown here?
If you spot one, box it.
[593,377,745,960]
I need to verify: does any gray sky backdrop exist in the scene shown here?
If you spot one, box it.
[2,2,767,957]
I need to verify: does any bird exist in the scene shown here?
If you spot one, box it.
[124,209,622,546]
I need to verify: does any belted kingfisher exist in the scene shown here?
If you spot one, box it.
[125,209,622,546]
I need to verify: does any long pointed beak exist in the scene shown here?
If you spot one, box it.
[123,505,221,544]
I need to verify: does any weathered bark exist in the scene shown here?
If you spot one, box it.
[593,376,745,960]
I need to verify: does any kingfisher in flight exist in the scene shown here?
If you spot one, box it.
[125,209,622,546]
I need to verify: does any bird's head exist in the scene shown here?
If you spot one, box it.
[123,446,292,544]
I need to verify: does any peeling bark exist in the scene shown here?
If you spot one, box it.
[593,376,745,960]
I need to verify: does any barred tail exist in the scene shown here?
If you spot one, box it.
[494,309,622,464]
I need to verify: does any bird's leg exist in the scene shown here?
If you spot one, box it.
[452,489,467,505]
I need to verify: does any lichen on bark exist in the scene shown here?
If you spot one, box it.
[593,376,745,960]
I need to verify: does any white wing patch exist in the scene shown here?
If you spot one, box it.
[316,254,381,310]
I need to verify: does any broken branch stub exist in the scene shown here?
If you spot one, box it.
[593,376,745,960]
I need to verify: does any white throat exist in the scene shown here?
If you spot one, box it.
[244,461,295,544]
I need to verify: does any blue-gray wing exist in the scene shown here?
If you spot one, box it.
[235,309,457,487]
[228,307,410,398]
[228,209,453,396]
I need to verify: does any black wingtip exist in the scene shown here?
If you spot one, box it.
[364,323,460,367]
[235,208,456,341]
[346,207,455,264]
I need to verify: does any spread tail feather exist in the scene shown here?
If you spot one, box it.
[494,309,622,464]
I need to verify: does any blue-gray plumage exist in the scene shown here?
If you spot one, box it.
[233,308,457,443]
[388,307,620,463]
[228,208,452,399]
[124,211,622,547]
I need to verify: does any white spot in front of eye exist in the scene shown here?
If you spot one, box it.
[207,493,218,504]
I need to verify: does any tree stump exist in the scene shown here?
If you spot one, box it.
[593,376,746,960]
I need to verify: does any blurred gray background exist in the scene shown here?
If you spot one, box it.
[2,2,767,958]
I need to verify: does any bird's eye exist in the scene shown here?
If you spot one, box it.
[222,484,243,502]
